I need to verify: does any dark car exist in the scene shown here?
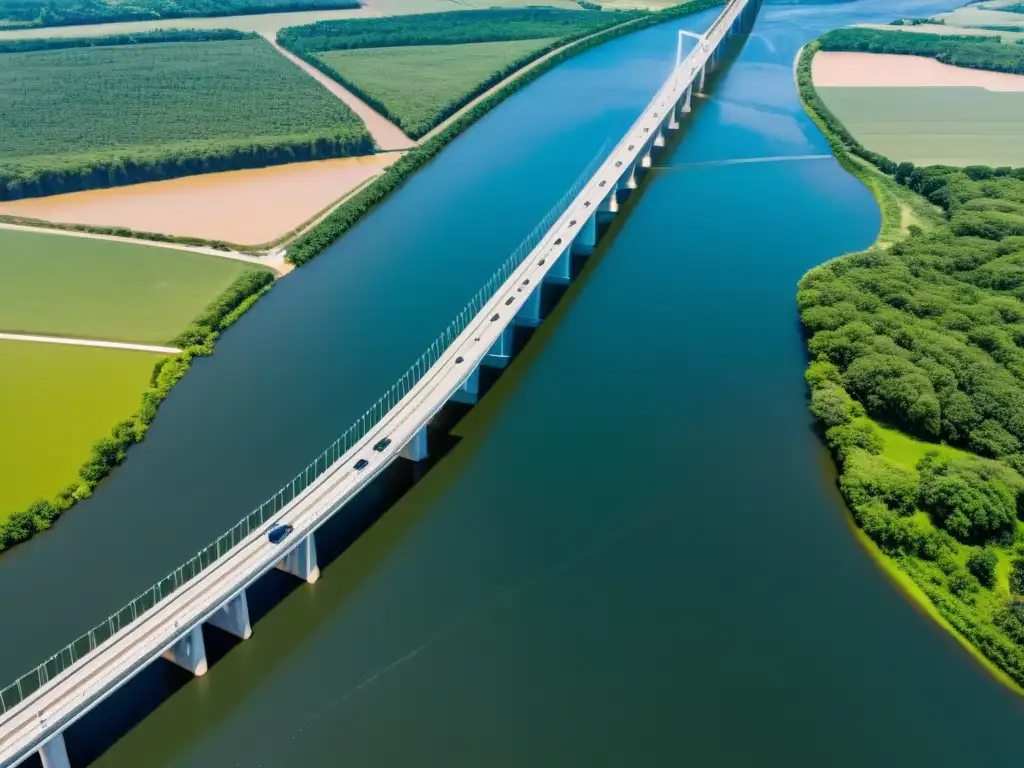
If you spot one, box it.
[373,437,392,452]
[354,458,369,471]
[267,523,293,545]
[455,356,464,364]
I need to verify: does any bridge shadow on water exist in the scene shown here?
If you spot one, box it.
[34,27,751,767]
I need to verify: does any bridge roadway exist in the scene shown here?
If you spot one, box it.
[1,0,757,763]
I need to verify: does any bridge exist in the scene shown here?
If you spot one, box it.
[0,0,759,763]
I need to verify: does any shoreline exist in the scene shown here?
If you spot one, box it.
[795,42,1024,698]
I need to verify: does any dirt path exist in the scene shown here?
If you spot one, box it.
[0,333,181,355]
[0,222,292,276]
[263,34,416,151]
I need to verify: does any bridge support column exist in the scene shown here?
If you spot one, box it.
[571,213,597,256]
[400,426,429,462]
[207,590,251,640]
[514,284,542,328]
[162,624,208,677]
[682,85,693,113]
[277,532,319,584]
[38,732,71,768]
[698,64,707,93]
[483,325,514,369]
[654,126,666,148]
[544,247,572,284]
[598,186,619,215]
[640,144,653,169]
[623,160,639,189]
[450,364,481,405]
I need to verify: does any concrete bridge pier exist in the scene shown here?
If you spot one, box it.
[400,426,429,462]
[162,624,208,676]
[682,85,693,113]
[277,533,319,584]
[571,213,598,256]
[623,159,639,189]
[698,64,707,93]
[484,325,514,368]
[450,364,481,405]
[207,590,251,640]
[514,284,542,327]
[38,732,71,768]
[598,183,619,215]
[640,142,653,169]
[544,247,572,285]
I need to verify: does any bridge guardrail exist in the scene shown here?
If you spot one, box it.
[0,138,612,716]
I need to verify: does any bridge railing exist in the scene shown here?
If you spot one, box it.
[0,139,611,717]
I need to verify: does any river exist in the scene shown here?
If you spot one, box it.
[11,0,1024,765]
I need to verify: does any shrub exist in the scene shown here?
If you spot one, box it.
[967,547,999,588]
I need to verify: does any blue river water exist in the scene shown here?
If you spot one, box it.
[12,1,1024,765]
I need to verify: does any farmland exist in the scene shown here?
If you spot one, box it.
[279,7,640,136]
[0,0,360,29]
[0,229,257,343]
[0,342,164,519]
[0,153,403,246]
[0,32,372,200]
[318,39,559,136]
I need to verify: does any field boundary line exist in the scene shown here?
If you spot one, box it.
[0,222,289,275]
[0,333,181,354]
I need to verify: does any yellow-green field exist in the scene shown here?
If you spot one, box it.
[817,86,1024,167]
[0,230,254,343]
[0,341,162,519]
[318,38,558,136]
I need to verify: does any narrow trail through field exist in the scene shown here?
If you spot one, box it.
[0,333,181,355]
[263,34,416,151]
[0,223,292,276]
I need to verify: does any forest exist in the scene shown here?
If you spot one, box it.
[799,37,1024,685]
[0,36,371,199]
[0,0,359,29]
[276,8,640,53]
[817,26,1024,73]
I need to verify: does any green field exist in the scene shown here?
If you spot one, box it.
[281,7,637,137]
[0,341,162,518]
[817,86,1024,167]
[318,38,559,135]
[0,230,256,343]
[0,35,372,199]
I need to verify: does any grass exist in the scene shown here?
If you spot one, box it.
[0,341,163,518]
[0,229,257,344]
[318,38,559,135]
[844,155,944,247]
[870,418,973,471]
[817,86,1024,168]
[0,37,370,197]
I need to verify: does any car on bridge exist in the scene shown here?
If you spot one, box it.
[267,523,294,545]
[373,437,392,452]
[354,458,369,471]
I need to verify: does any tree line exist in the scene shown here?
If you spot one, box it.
[818,26,1024,72]
[0,0,359,30]
[1,134,374,201]
[0,28,256,54]
[277,7,641,54]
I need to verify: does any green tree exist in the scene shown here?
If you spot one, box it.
[967,547,999,588]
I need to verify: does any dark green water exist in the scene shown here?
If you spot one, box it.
[13,1,1024,765]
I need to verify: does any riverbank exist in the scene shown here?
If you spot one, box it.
[796,40,1024,694]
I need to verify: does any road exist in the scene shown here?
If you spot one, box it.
[0,333,181,355]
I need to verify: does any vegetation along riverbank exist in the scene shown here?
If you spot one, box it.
[0,230,274,554]
[798,34,1024,690]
